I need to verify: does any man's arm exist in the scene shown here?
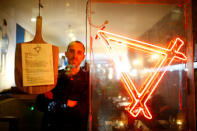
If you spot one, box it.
[35,93,51,112]
[35,73,62,112]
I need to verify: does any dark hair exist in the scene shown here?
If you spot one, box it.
[67,41,85,52]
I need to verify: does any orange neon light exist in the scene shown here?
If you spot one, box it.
[97,30,187,119]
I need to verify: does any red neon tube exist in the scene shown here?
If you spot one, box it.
[97,30,187,119]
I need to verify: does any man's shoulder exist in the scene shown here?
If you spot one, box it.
[79,68,89,78]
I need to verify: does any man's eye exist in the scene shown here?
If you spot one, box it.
[69,50,74,53]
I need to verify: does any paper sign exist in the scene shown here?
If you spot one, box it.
[21,44,54,86]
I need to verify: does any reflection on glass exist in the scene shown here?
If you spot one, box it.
[91,2,190,131]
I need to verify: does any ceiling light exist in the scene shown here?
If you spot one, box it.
[69,32,74,37]
[71,37,76,41]
[31,18,36,22]
[66,2,70,7]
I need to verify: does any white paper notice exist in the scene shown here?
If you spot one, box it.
[21,44,54,86]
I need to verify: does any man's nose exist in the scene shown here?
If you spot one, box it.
[73,52,78,58]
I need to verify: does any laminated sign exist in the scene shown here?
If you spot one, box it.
[21,44,54,86]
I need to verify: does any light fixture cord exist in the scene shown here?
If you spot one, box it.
[39,0,40,16]
[38,0,43,16]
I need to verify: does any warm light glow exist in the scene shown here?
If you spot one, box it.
[119,121,124,127]
[184,68,188,71]
[119,102,130,107]
[108,68,113,79]
[69,32,74,37]
[71,37,76,41]
[151,54,160,60]
[31,18,36,22]
[133,59,142,66]
[122,97,126,101]
[97,64,101,68]
[130,69,138,77]
[108,73,113,79]
[118,95,122,99]
[142,68,149,74]
[68,32,76,41]
[97,30,187,119]
[177,120,183,125]
[66,2,70,7]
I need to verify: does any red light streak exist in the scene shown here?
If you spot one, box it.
[97,30,187,119]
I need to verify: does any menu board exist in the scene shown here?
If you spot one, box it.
[21,44,54,86]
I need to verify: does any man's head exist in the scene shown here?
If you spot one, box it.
[65,41,85,68]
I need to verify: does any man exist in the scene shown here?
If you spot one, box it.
[36,41,89,131]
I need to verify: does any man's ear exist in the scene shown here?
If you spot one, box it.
[82,54,85,60]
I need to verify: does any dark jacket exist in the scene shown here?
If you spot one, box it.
[36,68,89,131]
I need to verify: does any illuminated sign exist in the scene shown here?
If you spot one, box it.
[97,30,187,119]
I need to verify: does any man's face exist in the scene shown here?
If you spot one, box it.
[65,42,85,67]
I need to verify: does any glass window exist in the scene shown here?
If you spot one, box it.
[89,0,195,130]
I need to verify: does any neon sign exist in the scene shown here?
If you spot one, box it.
[97,30,187,119]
